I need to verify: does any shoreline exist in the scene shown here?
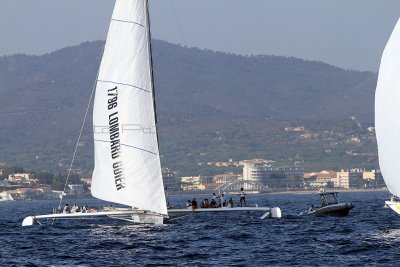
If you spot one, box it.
[167,188,389,197]
[0,188,389,202]
[264,188,389,195]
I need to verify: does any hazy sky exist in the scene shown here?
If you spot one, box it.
[1,0,399,71]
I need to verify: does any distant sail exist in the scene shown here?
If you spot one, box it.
[375,18,400,197]
[91,0,167,215]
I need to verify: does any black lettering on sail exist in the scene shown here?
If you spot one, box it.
[113,161,126,190]
[107,87,118,110]
[107,94,125,190]
[111,144,120,159]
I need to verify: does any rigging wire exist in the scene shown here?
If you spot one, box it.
[168,0,188,47]
[57,72,98,209]
[165,0,189,203]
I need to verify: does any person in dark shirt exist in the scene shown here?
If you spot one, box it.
[210,198,217,208]
[228,197,234,208]
[191,198,198,211]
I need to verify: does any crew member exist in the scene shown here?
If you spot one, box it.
[191,198,198,211]
[239,187,246,207]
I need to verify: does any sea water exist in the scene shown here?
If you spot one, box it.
[1,191,399,266]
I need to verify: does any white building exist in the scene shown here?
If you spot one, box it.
[162,169,180,192]
[213,173,241,184]
[180,176,204,191]
[243,163,304,188]
[8,173,31,181]
[335,169,364,188]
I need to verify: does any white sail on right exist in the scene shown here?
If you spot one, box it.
[91,0,167,215]
[375,18,400,197]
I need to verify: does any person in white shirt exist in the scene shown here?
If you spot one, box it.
[186,200,192,210]
[82,203,89,213]
[63,204,70,214]
[219,193,226,207]
[239,188,246,207]
[71,203,80,213]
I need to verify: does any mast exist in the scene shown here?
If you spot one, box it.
[145,0,160,147]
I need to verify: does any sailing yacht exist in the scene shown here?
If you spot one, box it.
[376,18,400,214]
[22,0,281,226]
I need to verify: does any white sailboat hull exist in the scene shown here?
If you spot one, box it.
[22,206,281,226]
[22,210,167,226]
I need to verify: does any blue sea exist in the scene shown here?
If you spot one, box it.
[1,191,400,266]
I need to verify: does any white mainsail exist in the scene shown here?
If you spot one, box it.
[91,0,167,215]
[375,18,400,198]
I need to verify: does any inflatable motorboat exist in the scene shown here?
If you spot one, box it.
[305,192,354,217]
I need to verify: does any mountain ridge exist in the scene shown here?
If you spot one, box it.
[0,40,378,174]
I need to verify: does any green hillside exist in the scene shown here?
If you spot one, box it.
[0,40,378,175]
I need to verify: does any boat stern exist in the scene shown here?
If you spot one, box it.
[385,200,400,215]
[22,216,36,226]
[131,213,164,225]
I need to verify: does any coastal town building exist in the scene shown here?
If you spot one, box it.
[162,168,180,192]
[200,176,214,185]
[284,126,305,132]
[6,173,40,186]
[335,171,349,188]
[213,173,241,184]
[336,169,364,188]
[8,173,31,182]
[363,171,375,180]
[304,170,336,188]
[180,176,205,191]
[0,187,63,201]
[304,169,387,189]
[200,182,221,190]
[207,158,274,168]
[243,163,304,188]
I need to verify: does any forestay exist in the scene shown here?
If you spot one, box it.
[376,18,400,197]
[91,0,167,215]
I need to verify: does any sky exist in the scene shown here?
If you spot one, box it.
[1,0,399,72]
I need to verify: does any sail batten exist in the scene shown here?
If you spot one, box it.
[97,80,150,92]
[376,18,400,197]
[111,18,145,27]
[94,139,158,155]
[91,0,167,215]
